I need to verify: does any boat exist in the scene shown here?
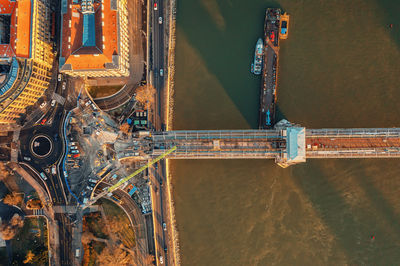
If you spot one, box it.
[251,38,263,75]
[280,12,290,39]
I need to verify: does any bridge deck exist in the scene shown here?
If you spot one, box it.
[152,130,285,159]
[306,128,400,158]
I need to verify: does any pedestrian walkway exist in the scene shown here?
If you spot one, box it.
[10,129,20,162]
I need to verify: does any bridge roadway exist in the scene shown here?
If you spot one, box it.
[151,129,286,159]
[147,128,400,165]
[306,128,400,158]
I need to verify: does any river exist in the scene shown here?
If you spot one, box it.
[171,0,400,265]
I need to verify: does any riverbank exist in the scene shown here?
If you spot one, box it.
[164,0,180,265]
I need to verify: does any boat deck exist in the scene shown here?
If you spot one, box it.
[259,8,281,129]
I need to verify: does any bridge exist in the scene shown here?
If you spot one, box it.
[138,120,400,168]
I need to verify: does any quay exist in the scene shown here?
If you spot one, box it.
[259,8,289,129]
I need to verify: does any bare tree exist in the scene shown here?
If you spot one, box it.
[97,244,134,266]
[135,85,155,110]
[2,193,23,206]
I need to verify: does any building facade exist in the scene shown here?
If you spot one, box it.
[59,0,129,77]
[0,0,54,124]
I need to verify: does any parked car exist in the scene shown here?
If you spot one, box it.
[40,172,47,180]
[51,100,56,107]
[40,102,47,108]
[58,74,62,81]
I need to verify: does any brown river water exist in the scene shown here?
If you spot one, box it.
[171,0,400,265]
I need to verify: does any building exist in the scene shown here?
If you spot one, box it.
[0,0,54,124]
[59,0,129,77]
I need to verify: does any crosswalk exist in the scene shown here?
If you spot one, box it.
[32,209,44,216]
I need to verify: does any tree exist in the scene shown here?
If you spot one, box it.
[2,193,23,206]
[0,213,24,240]
[97,244,133,266]
[119,123,131,135]
[135,85,155,110]
[145,254,155,265]
[26,199,42,209]
[23,250,35,264]
[81,231,95,244]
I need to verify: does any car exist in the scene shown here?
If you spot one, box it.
[40,102,47,108]
[163,222,166,231]
[58,74,62,81]
[40,118,47,125]
[52,166,57,175]
[159,68,163,76]
[159,17,163,24]
[23,156,31,161]
[159,256,163,264]
[154,2,157,10]
[62,82,66,90]
[51,100,56,107]
[40,172,47,180]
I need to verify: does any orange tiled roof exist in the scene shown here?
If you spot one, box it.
[61,0,119,70]
[0,0,31,58]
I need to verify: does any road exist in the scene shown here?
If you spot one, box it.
[93,84,137,111]
[150,0,170,265]
[152,0,166,131]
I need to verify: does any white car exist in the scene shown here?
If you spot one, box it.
[51,100,56,107]
[159,69,163,76]
[159,256,163,264]
[159,17,163,24]
[40,102,47,108]
[62,82,66,90]
[58,73,62,81]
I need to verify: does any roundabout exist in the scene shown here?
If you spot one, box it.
[30,135,53,158]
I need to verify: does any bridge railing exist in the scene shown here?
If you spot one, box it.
[306,149,400,158]
[306,128,400,138]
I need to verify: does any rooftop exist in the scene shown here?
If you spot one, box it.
[0,0,32,59]
[60,0,119,71]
